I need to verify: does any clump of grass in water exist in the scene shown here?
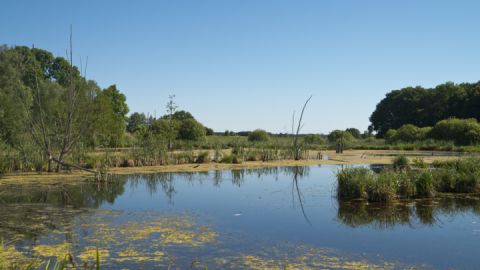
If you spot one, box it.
[337,157,480,202]
[336,167,373,200]
[392,155,409,171]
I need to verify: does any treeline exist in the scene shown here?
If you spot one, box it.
[370,81,480,136]
[0,45,131,171]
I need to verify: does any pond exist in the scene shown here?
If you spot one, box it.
[1,165,479,269]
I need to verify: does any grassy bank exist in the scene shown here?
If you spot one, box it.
[337,157,480,202]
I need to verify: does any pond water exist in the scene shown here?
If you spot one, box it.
[1,165,480,269]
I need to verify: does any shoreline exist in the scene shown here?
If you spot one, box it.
[0,150,466,185]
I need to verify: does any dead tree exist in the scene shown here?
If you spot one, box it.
[292,96,312,160]
[29,26,99,175]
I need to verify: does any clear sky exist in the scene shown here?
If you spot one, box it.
[2,0,480,134]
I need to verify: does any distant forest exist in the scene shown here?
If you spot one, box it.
[370,81,480,136]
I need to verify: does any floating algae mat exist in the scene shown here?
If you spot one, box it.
[1,165,480,268]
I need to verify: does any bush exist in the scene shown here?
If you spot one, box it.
[248,129,270,142]
[385,124,430,143]
[345,128,361,139]
[221,155,242,164]
[177,118,206,141]
[328,130,354,143]
[429,118,480,145]
[195,151,210,163]
[303,134,324,145]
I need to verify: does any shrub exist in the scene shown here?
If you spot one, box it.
[303,134,324,145]
[248,129,270,142]
[385,124,430,143]
[195,151,210,163]
[345,128,361,139]
[177,118,206,141]
[328,130,354,143]
[428,118,480,145]
[220,154,241,164]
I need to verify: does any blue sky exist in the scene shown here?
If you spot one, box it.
[2,1,480,133]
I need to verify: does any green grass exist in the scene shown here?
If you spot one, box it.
[337,157,480,202]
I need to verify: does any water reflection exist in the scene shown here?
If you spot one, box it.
[0,179,127,244]
[337,196,480,229]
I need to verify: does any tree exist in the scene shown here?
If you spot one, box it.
[177,118,206,141]
[370,81,480,137]
[165,95,178,149]
[327,130,354,143]
[0,33,129,172]
[161,110,194,121]
[248,129,270,142]
[345,128,361,139]
[205,127,214,136]
[127,112,147,133]
[94,84,129,147]
[303,134,324,145]
[291,96,312,160]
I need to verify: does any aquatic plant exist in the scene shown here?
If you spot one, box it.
[392,155,409,171]
[336,167,373,200]
[337,157,480,202]
[366,170,399,202]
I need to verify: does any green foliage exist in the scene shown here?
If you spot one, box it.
[414,171,434,197]
[384,118,480,146]
[429,118,480,145]
[392,155,409,171]
[370,81,480,136]
[220,155,241,164]
[336,167,373,199]
[327,130,354,143]
[367,170,398,202]
[248,129,270,142]
[94,85,129,147]
[0,45,130,172]
[385,124,430,143]
[195,151,210,163]
[303,134,324,145]
[345,128,361,139]
[177,118,206,141]
[337,158,480,202]
[205,127,214,136]
[127,112,147,133]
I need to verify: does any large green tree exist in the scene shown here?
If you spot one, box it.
[0,45,129,171]
[94,84,129,147]
[370,82,480,137]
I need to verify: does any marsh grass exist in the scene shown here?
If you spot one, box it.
[392,155,409,171]
[337,157,480,202]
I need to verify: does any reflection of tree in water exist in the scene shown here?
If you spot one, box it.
[0,178,127,243]
[337,196,480,229]
[289,166,312,225]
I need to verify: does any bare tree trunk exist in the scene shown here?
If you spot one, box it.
[292,96,312,160]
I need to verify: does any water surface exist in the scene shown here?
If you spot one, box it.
[1,165,479,269]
